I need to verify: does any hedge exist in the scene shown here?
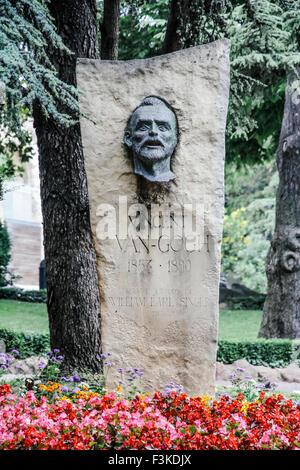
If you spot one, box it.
[217,339,300,368]
[0,288,47,303]
[0,329,50,359]
[0,328,299,368]
[225,295,266,311]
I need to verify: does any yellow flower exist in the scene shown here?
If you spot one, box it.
[191,394,212,406]
[203,394,213,403]
[241,401,250,414]
[57,396,72,402]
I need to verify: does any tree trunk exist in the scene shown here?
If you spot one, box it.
[33,0,102,373]
[162,0,222,54]
[259,71,300,339]
[100,0,120,60]
[161,0,182,54]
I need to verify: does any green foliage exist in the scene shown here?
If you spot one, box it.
[217,339,299,367]
[230,234,270,292]
[0,288,47,303]
[229,2,299,83]
[225,295,266,311]
[0,328,50,359]
[118,0,169,60]
[1,325,298,368]
[225,369,279,401]
[226,80,285,166]
[227,0,300,155]
[0,0,79,194]
[1,0,299,180]
[96,1,169,60]
[222,207,250,274]
[38,353,64,386]
[111,1,300,166]
[222,160,278,292]
[0,0,78,125]
[0,109,34,200]
[225,159,278,215]
[0,222,11,286]
[172,0,230,49]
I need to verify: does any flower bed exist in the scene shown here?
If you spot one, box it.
[0,384,299,450]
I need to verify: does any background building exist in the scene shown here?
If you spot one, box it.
[0,121,43,289]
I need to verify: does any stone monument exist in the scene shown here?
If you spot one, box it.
[77,40,230,396]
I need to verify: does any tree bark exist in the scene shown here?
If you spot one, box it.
[100,0,120,60]
[259,70,300,339]
[161,0,182,54]
[162,0,223,54]
[33,0,103,373]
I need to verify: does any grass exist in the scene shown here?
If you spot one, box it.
[218,309,262,341]
[0,299,263,341]
[0,299,48,334]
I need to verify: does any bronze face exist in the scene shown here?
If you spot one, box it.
[124,96,178,182]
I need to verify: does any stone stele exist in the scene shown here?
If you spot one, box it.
[77,39,230,396]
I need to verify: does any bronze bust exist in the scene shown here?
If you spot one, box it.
[124,96,178,182]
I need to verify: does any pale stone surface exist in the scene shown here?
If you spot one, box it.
[280,364,300,383]
[77,40,230,396]
[215,360,300,392]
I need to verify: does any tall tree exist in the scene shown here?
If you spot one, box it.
[100,0,120,60]
[117,0,169,60]
[258,0,300,338]
[259,79,300,337]
[161,0,300,338]
[162,0,227,54]
[0,0,78,198]
[33,0,102,373]
[1,0,124,372]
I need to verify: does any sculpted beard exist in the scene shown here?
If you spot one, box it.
[134,138,167,162]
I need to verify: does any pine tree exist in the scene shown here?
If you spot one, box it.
[0,0,103,372]
[0,0,79,197]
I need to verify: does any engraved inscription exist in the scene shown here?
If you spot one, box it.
[127,259,152,273]
[107,295,209,309]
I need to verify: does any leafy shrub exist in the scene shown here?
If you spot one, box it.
[225,295,266,310]
[0,287,47,303]
[223,161,278,293]
[0,328,49,358]
[1,327,299,369]
[217,339,300,368]
[222,207,250,275]
[0,221,11,287]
